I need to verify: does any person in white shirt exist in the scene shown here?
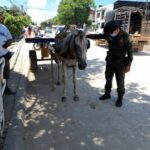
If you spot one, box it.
[0,14,15,94]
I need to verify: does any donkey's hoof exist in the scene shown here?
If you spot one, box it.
[73,95,79,101]
[56,81,61,86]
[61,96,67,102]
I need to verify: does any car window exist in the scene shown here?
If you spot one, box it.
[55,26,64,34]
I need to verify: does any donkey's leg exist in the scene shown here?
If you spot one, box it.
[73,66,79,101]
[56,62,61,85]
[61,63,67,102]
[50,51,55,91]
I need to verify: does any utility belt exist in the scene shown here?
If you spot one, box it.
[106,51,124,61]
[109,55,124,59]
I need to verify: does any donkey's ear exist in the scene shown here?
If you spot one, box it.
[64,24,70,29]
[83,24,88,35]
[70,26,78,35]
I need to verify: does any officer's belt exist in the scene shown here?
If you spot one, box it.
[109,55,124,59]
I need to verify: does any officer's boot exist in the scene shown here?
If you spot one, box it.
[115,94,123,107]
[99,93,111,100]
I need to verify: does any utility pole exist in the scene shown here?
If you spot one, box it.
[143,0,149,36]
[145,0,148,21]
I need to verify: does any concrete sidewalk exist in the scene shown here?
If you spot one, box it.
[3,39,32,150]
[3,40,150,150]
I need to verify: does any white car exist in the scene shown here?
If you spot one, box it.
[55,26,65,35]
[44,27,52,38]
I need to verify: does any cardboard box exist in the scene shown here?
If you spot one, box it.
[95,39,107,46]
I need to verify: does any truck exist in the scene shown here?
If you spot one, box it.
[106,6,143,34]
[96,6,150,51]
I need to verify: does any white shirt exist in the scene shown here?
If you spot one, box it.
[0,23,12,56]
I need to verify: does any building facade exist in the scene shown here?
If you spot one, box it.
[95,4,114,33]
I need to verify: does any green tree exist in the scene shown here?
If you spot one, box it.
[4,14,22,38]
[19,15,32,27]
[51,16,61,25]
[3,13,32,39]
[57,0,95,26]
[40,19,52,29]
[1,5,32,38]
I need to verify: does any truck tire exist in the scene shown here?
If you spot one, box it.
[29,50,37,72]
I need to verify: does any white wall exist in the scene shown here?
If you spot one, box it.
[95,4,114,33]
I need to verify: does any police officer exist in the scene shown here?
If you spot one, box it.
[87,20,133,107]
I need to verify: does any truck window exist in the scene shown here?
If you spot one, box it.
[101,23,105,28]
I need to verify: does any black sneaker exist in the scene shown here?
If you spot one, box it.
[99,94,111,100]
[115,100,123,107]
[4,87,16,95]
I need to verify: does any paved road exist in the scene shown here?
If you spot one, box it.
[3,39,150,150]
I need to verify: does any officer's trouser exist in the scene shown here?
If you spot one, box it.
[104,60,125,95]
[2,52,12,79]
[4,58,10,79]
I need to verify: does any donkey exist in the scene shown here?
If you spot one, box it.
[51,25,90,102]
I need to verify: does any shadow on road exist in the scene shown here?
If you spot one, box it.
[24,57,150,150]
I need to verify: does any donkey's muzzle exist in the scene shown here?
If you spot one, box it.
[78,61,87,70]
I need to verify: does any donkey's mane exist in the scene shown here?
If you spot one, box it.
[60,33,76,59]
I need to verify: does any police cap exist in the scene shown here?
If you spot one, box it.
[104,20,122,35]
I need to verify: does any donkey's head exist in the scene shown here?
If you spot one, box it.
[70,27,90,70]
